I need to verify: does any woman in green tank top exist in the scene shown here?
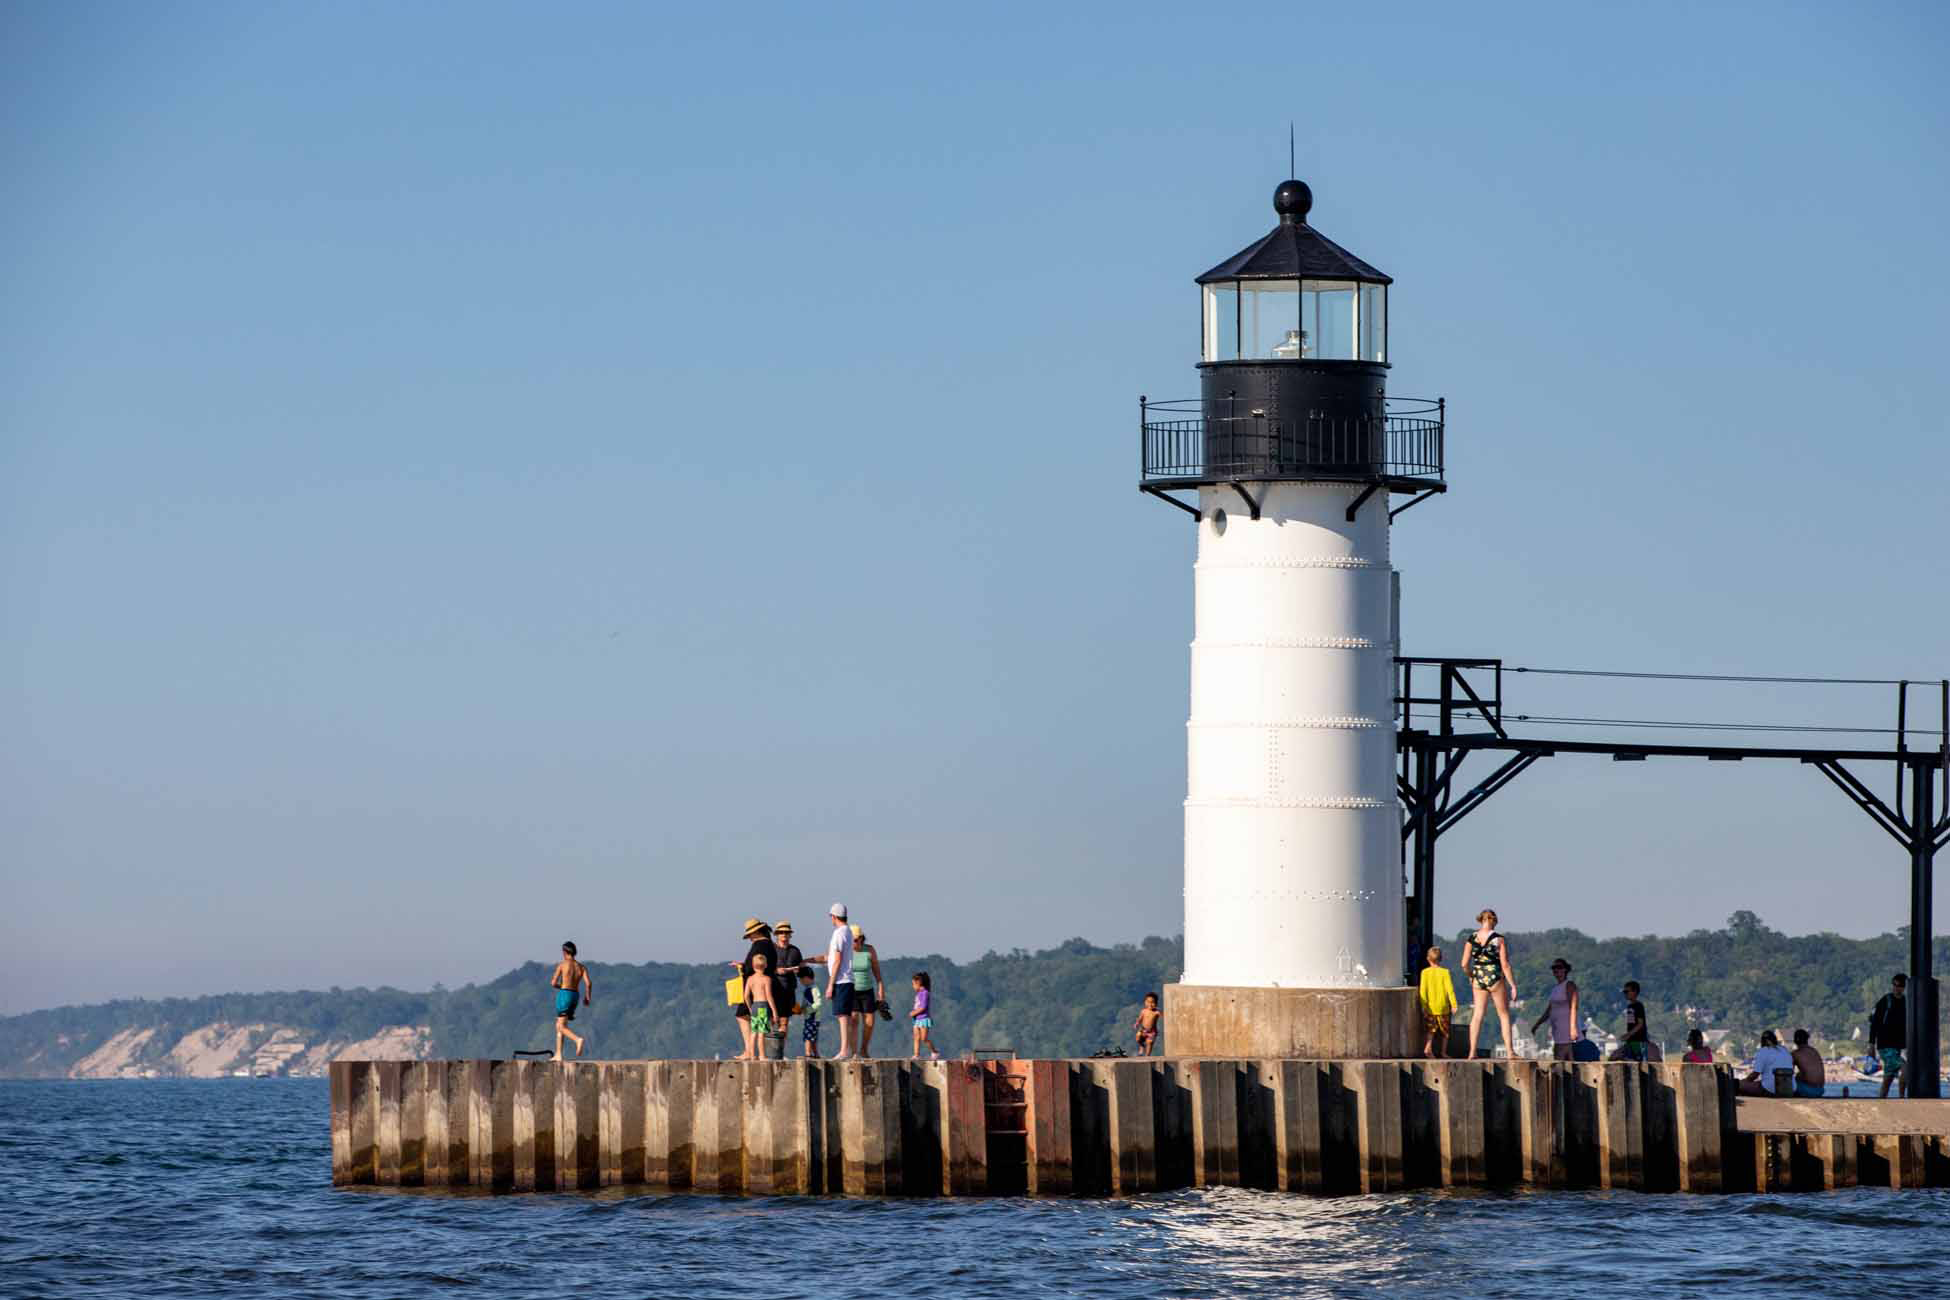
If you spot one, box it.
[849,925,885,1056]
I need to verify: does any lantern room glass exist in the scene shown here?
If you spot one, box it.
[1202,279,1387,363]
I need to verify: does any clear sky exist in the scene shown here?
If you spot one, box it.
[4,3,1946,1016]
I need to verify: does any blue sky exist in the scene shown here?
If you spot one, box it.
[3,3,1945,1014]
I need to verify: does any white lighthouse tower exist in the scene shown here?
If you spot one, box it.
[1141,179,1444,1058]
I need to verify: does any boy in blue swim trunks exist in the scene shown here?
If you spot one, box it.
[551,942,592,1061]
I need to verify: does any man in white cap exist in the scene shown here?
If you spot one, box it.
[811,903,857,1060]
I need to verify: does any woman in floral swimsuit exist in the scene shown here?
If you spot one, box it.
[1462,908,1518,1059]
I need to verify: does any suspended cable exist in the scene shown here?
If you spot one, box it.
[1507,714,1946,736]
[1510,667,1913,686]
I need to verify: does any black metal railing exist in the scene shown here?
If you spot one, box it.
[1396,657,1504,737]
[1139,395,1444,486]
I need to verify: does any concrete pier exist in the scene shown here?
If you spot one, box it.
[330,1059,1950,1197]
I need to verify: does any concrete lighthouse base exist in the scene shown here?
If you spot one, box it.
[1162,985,1421,1059]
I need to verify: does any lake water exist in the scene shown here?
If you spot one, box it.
[6,1078,1946,1298]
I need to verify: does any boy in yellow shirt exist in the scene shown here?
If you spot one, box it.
[1419,946,1458,1059]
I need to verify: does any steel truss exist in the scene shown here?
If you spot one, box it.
[1397,658,1949,1100]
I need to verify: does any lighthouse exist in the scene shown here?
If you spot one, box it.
[1140,179,1444,1058]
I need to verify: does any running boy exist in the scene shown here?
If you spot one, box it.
[742,951,779,1060]
[1612,981,1649,1061]
[909,972,940,1060]
[1134,992,1162,1056]
[1418,947,1458,1059]
[550,942,592,1062]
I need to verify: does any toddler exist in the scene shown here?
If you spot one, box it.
[1134,992,1162,1056]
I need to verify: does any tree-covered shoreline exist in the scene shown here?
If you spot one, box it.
[3,918,1944,1076]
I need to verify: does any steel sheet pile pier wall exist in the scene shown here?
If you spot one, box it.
[1183,483,1400,992]
[331,1060,1950,1197]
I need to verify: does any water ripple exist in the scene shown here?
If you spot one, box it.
[2,1079,1946,1298]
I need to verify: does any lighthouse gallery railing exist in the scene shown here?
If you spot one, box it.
[1139,395,1443,486]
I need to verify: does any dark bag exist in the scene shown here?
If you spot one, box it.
[1571,1038,1601,1062]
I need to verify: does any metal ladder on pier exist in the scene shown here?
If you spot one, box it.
[982,1059,1030,1194]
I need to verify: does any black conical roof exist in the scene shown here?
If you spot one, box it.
[1195,180,1391,285]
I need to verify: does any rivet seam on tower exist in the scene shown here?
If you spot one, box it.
[1194,557,1382,570]
[1192,637,1378,650]
[1185,797,1390,810]
[1187,717,1386,730]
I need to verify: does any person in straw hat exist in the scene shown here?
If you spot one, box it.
[727,917,777,1059]
[770,920,803,1046]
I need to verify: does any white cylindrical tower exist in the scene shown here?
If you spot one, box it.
[1139,178,1445,1058]
[1182,481,1399,988]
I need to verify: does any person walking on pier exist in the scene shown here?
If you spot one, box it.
[1462,909,1517,1059]
[729,918,778,1060]
[550,942,592,1062]
[810,903,858,1060]
[1532,958,1581,1061]
[1682,1028,1714,1063]
[1134,993,1162,1056]
[909,972,940,1060]
[1611,981,1649,1062]
[1418,947,1458,1058]
[850,924,887,1057]
[1869,973,1908,1098]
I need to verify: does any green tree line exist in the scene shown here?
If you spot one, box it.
[3,918,1944,1075]
[1450,911,1949,1054]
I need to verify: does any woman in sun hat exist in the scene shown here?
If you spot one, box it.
[770,920,803,1052]
[727,917,777,1059]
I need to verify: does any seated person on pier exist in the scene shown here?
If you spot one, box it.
[1789,1028,1825,1098]
[1738,1029,1794,1096]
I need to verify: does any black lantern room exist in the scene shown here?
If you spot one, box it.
[1139,180,1444,513]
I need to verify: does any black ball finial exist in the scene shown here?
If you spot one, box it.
[1273,179,1312,224]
